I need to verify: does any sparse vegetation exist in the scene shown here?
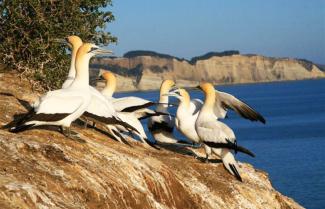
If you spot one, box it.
[124,50,186,62]
[189,50,240,64]
[0,0,116,90]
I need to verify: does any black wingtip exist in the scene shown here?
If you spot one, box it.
[176,140,194,145]
[229,164,243,182]
[236,145,256,158]
[9,124,34,133]
[203,140,255,158]
[258,115,266,124]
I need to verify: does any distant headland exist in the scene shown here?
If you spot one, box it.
[90,50,325,91]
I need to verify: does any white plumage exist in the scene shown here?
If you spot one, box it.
[10,43,111,136]
[166,84,264,181]
[100,71,157,119]
[148,79,178,144]
[97,71,159,149]
[194,82,262,181]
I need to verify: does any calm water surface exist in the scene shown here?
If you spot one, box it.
[115,79,325,209]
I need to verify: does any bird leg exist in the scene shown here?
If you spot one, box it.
[83,119,88,129]
[203,144,212,163]
[61,126,81,141]
[204,153,210,163]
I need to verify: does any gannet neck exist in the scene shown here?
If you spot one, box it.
[69,45,91,88]
[179,89,191,109]
[159,79,175,104]
[201,83,216,112]
[204,90,215,106]
[67,47,78,78]
[67,36,83,79]
[102,72,116,98]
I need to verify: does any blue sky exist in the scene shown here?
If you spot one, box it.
[106,0,325,63]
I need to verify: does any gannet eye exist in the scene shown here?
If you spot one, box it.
[89,47,98,53]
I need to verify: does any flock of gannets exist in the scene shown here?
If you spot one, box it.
[7,35,266,181]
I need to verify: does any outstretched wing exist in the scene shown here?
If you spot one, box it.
[215,91,266,123]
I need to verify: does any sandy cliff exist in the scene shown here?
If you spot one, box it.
[0,72,304,209]
[91,52,324,91]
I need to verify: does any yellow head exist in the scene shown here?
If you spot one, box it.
[197,82,216,106]
[66,35,83,50]
[99,71,117,97]
[160,79,176,95]
[178,89,190,102]
[76,43,93,58]
[197,82,215,94]
[102,71,116,82]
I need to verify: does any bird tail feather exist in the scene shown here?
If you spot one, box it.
[9,124,34,133]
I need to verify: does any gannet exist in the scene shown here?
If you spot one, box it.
[99,71,160,119]
[148,79,178,144]
[195,82,261,181]
[32,35,83,110]
[166,88,260,181]
[97,71,159,149]
[10,43,112,137]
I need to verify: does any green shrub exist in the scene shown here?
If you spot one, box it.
[0,0,117,90]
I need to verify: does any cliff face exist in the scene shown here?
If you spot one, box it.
[0,72,304,209]
[91,54,325,91]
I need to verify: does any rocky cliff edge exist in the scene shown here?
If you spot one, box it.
[0,72,304,209]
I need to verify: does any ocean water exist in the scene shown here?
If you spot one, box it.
[115,79,325,209]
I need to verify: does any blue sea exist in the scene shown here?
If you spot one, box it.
[115,79,325,209]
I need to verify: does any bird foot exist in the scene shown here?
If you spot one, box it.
[204,157,210,163]
[61,127,85,143]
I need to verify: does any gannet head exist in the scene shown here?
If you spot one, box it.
[179,89,190,101]
[197,82,215,94]
[164,88,190,104]
[66,35,83,49]
[97,71,117,97]
[102,71,116,83]
[197,82,215,105]
[76,43,113,60]
[160,79,176,95]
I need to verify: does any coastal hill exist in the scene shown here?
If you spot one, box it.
[0,71,304,208]
[91,50,325,91]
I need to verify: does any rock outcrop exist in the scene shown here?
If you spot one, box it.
[0,72,304,209]
[91,51,325,91]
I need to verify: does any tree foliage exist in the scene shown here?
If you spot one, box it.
[0,0,116,90]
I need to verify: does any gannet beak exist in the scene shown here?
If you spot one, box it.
[170,84,178,92]
[162,92,178,97]
[95,74,105,81]
[93,47,113,55]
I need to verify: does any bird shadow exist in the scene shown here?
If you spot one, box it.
[157,142,198,157]
[0,92,33,111]
[21,125,87,144]
[74,119,121,143]
[157,142,223,164]
[196,157,223,164]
